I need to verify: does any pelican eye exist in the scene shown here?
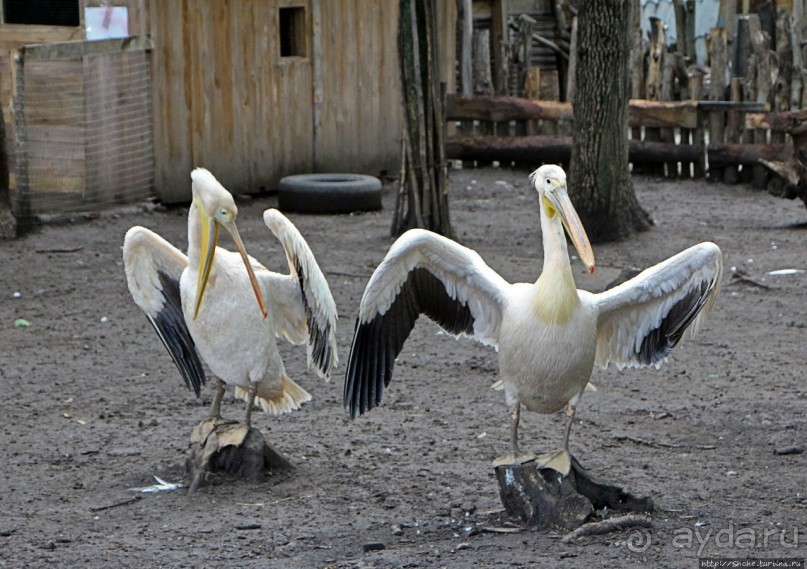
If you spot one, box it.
[215,208,235,222]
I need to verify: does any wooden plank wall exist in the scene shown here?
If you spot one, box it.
[315,0,456,176]
[150,0,457,203]
[315,0,399,175]
[149,0,315,201]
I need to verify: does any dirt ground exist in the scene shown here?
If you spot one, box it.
[1,166,805,568]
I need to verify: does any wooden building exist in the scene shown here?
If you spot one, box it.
[0,0,456,213]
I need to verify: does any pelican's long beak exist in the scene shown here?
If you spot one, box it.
[194,208,219,319]
[545,185,596,274]
[221,220,268,320]
[193,210,268,320]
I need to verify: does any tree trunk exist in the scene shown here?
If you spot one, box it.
[392,0,452,238]
[569,0,650,243]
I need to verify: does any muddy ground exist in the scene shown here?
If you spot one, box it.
[1,166,805,568]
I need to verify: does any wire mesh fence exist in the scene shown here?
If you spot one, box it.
[11,38,153,226]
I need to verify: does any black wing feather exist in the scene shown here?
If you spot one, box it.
[636,278,714,366]
[295,258,336,377]
[146,272,206,396]
[344,267,476,418]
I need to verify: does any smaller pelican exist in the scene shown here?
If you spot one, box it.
[344,164,722,474]
[124,168,338,429]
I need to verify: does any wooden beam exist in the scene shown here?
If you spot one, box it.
[20,36,154,61]
[446,135,790,169]
[445,135,702,164]
[446,95,768,128]
[707,143,791,167]
[746,109,807,134]
[446,95,574,122]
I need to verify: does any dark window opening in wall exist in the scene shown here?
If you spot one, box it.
[279,6,306,58]
[3,0,80,26]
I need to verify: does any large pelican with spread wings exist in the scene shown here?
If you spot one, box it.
[344,164,721,474]
[124,168,338,428]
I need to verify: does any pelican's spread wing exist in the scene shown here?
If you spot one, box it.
[345,228,511,418]
[262,209,338,380]
[122,227,206,395]
[592,242,723,370]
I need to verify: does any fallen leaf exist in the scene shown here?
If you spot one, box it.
[130,475,183,493]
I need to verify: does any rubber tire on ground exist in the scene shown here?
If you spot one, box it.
[278,173,382,214]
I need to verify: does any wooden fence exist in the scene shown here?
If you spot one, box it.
[445,94,797,175]
[449,2,807,211]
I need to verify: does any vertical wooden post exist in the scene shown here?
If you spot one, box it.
[458,0,473,138]
[661,53,677,177]
[771,6,792,148]
[562,16,577,138]
[708,27,727,182]
[749,15,771,188]
[524,67,541,136]
[645,17,665,176]
[473,28,494,143]
[459,0,473,95]
[719,0,737,72]
[689,69,706,178]
[723,77,743,184]
[0,74,16,238]
[715,2,737,180]
[646,17,665,102]
[491,0,508,95]
[473,28,494,95]
[566,16,578,103]
[542,69,560,135]
[686,0,697,63]
[514,15,534,137]
[629,0,644,169]
[673,0,689,61]
[11,51,31,231]
[791,0,804,109]
[740,53,757,183]
[629,0,644,101]
[735,15,753,78]
[311,0,323,167]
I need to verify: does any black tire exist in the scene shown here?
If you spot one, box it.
[278,173,382,214]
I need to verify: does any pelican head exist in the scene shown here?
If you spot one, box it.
[530,165,595,274]
[190,168,267,320]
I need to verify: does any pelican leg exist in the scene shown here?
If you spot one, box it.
[208,379,226,420]
[243,383,258,428]
[492,402,537,467]
[561,398,578,453]
[535,394,581,476]
[511,402,522,456]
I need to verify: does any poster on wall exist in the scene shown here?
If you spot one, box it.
[85,7,129,41]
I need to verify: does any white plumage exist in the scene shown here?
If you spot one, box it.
[123,168,338,426]
[344,164,722,474]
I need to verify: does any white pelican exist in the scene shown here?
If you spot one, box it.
[123,168,338,428]
[344,164,722,474]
